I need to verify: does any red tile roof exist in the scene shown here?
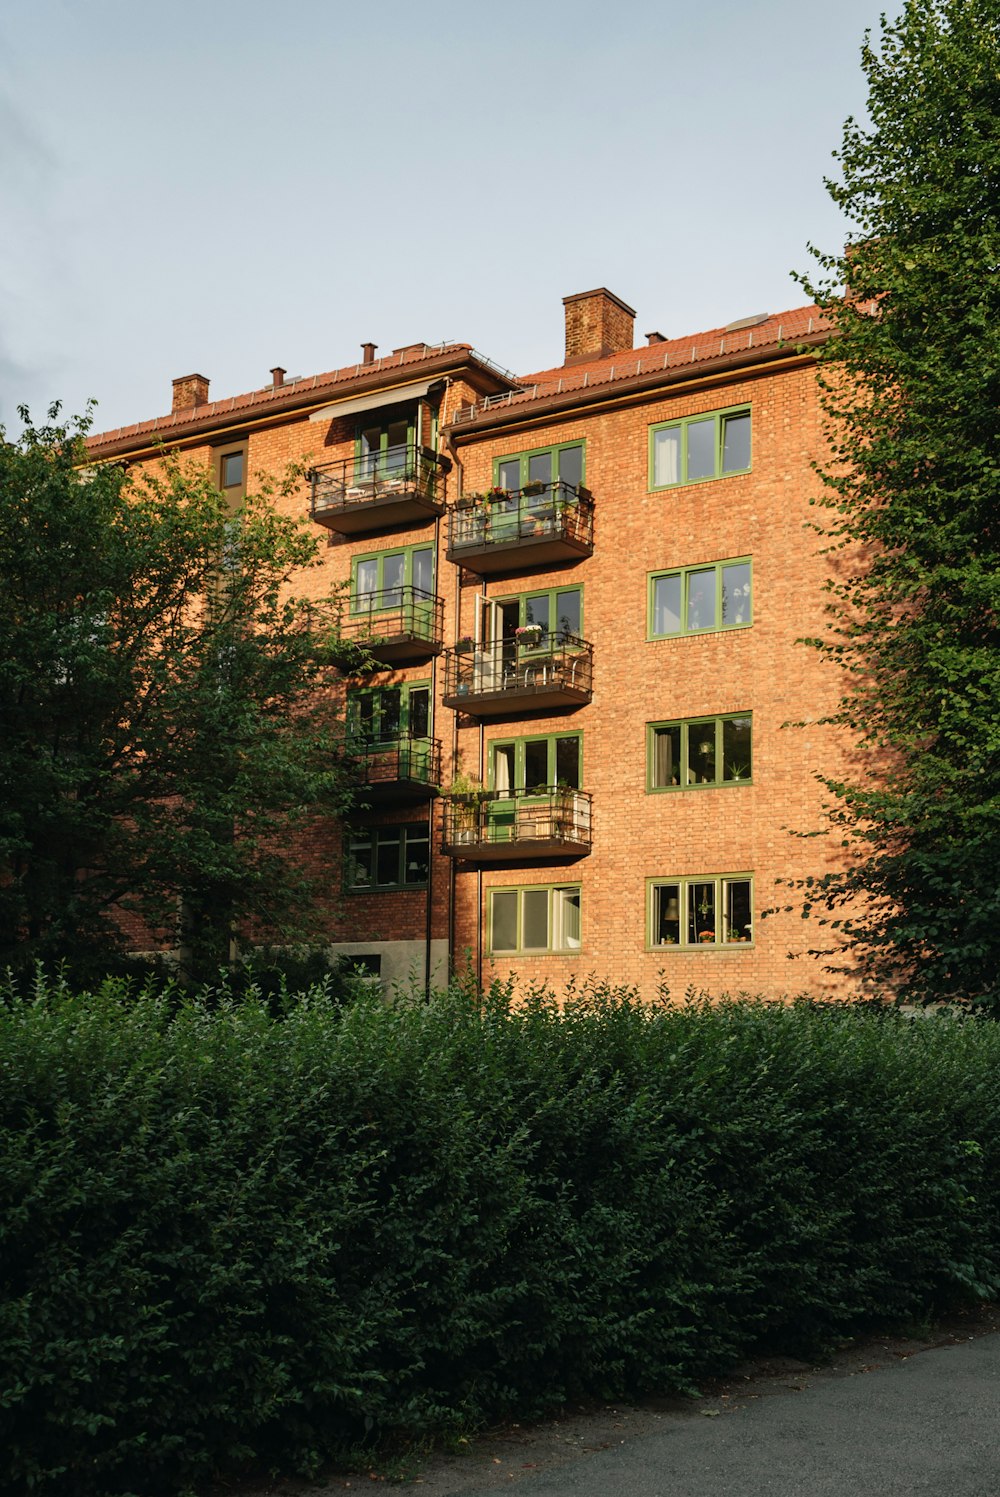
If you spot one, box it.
[450,304,830,430]
[86,341,512,456]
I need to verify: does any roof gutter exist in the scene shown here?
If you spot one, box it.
[446,333,828,442]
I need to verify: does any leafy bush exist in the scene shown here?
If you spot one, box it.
[3,978,1000,1495]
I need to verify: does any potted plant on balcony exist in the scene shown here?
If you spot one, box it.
[515,623,543,649]
[447,770,486,844]
[455,635,475,654]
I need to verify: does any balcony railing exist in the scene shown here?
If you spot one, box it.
[445,482,594,573]
[441,786,592,861]
[308,444,446,534]
[442,634,593,716]
[340,586,444,664]
[348,732,442,803]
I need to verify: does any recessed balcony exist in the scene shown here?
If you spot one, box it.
[339,586,444,665]
[348,733,442,804]
[441,786,592,861]
[441,634,593,717]
[445,482,594,574]
[308,445,446,534]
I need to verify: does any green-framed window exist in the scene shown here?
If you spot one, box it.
[494,440,585,493]
[356,412,415,479]
[648,714,752,791]
[346,823,429,891]
[352,544,434,612]
[649,558,752,637]
[347,680,431,746]
[489,732,581,793]
[648,875,753,948]
[489,884,582,954]
[494,585,583,646]
[649,405,750,489]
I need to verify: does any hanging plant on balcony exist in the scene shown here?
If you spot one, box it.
[515,624,543,648]
[455,635,475,654]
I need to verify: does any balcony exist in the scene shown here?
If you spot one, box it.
[441,786,592,861]
[339,586,443,665]
[348,733,442,804]
[308,444,446,534]
[442,634,593,717]
[445,482,594,574]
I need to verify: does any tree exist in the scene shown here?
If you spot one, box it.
[794,0,1000,1007]
[0,406,366,977]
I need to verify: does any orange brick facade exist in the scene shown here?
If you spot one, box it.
[89,295,851,999]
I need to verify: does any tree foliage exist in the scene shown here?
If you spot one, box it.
[0,407,363,976]
[797,0,1000,1007]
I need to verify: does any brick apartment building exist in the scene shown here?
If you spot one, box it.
[86,288,850,999]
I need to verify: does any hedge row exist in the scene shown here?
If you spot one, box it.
[3,978,1000,1495]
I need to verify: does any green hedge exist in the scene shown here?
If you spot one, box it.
[3,979,1000,1495]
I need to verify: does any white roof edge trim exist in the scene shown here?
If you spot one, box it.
[308,377,438,423]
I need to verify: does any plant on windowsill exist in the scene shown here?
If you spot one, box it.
[726,761,750,781]
[698,930,716,943]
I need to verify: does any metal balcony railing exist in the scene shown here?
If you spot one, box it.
[347,732,443,800]
[445,482,594,570]
[339,586,444,662]
[442,634,593,715]
[308,444,446,531]
[441,786,592,859]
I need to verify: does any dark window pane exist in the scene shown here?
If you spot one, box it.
[407,688,429,738]
[555,737,580,788]
[376,831,401,886]
[654,884,681,945]
[383,553,404,607]
[653,725,681,787]
[411,548,433,594]
[557,445,583,490]
[522,888,549,949]
[722,412,751,472]
[653,574,681,634]
[687,721,717,784]
[403,829,429,884]
[686,418,716,481]
[686,570,716,631]
[723,717,752,781]
[348,838,373,887]
[721,562,752,626]
[377,689,401,740]
[527,452,551,489]
[524,740,549,790]
[491,891,518,952]
[556,589,581,640]
[724,880,753,943]
[525,595,550,636]
[221,451,244,487]
[690,882,716,944]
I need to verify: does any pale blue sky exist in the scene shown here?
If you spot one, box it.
[0,0,889,432]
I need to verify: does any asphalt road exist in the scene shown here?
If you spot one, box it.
[440,1332,1000,1497]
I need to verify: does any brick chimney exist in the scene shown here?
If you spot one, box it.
[562,288,636,365]
[171,373,210,412]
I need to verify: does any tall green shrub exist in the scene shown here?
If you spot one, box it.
[2,979,1000,1496]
